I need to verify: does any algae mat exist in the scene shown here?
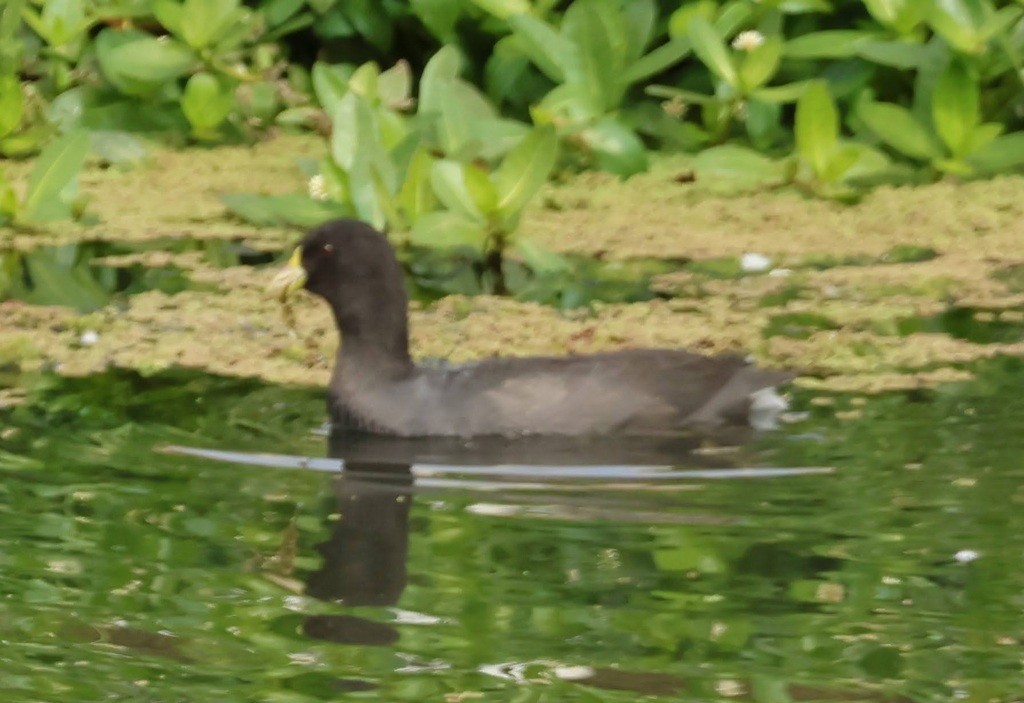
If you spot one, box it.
[2,133,1023,398]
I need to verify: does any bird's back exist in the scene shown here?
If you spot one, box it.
[331,349,791,437]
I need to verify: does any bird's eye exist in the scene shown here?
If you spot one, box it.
[322,243,334,255]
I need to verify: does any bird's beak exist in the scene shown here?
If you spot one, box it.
[268,247,307,302]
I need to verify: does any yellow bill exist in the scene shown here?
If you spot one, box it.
[268,247,307,302]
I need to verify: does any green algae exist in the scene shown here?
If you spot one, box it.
[2,134,1024,394]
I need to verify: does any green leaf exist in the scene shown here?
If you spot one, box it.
[175,0,248,50]
[795,81,838,178]
[469,0,531,20]
[581,117,648,178]
[20,129,90,223]
[667,1,716,38]
[858,101,939,160]
[962,122,1003,156]
[181,73,234,136]
[622,37,692,85]
[928,0,983,53]
[219,193,349,227]
[967,131,1024,173]
[464,164,500,217]
[622,0,657,63]
[0,73,23,139]
[311,62,352,114]
[94,29,195,96]
[562,0,624,112]
[378,60,412,109]
[507,14,571,83]
[398,148,437,221]
[752,80,814,103]
[419,45,463,116]
[739,36,782,92]
[409,211,488,252]
[493,124,558,224]
[430,160,487,222]
[932,61,978,157]
[783,30,871,59]
[855,40,928,68]
[691,144,786,186]
[688,18,737,87]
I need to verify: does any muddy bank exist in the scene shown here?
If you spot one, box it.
[2,132,1023,395]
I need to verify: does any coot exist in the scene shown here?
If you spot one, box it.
[270,219,793,437]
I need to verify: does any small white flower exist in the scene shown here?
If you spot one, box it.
[80,330,99,346]
[741,252,772,272]
[954,549,980,564]
[307,174,328,201]
[732,30,765,52]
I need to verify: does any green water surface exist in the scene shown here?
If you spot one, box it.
[0,358,1022,702]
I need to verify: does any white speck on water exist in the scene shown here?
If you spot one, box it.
[740,252,772,272]
[954,549,979,563]
[554,665,595,681]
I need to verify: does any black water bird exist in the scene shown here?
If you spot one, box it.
[270,219,793,437]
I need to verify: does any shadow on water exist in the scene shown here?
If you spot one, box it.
[2,358,1024,701]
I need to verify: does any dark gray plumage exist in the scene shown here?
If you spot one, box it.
[291,219,793,437]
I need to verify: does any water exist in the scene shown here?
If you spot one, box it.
[1,358,1023,702]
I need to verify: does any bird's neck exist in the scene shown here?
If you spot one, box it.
[332,294,414,377]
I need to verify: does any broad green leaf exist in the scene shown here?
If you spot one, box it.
[430,160,487,222]
[752,80,813,104]
[493,124,557,223]
[928,0,983,53]
[667,1,716,38]
[21,129,90,223]
[464,164,500,217]
[0,73,23,138]
[967,131,1024,173]
[347,62,380,99]
[507,14,571,83]
[562,0,622,111]
[181,72,234,135]
[311,62,353,114]
[932,61,978,157]
[691,144,786,186]
[795,81,838,178]
[855,40,928,68]
[822,143,862,183]
[94,29,195,96]
[434,80,499,158]
[858,101,939,160]
[330,92,376,170]
[409,211,488,251]
[177,0,248,49]
[962,122,1003,156]
[470,0,531,19]
[622,0,657,63]
[783,31,871,59]
[470,118,531,161]
[419,45,463,116]
[398,148,437,220]
[739,37,782,92]
[378,60,412,109]
[688,18,737,87]
[980,6,1022,42]
[581,117,648,178]
[262,0,305,27]
[623,37,692,85]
